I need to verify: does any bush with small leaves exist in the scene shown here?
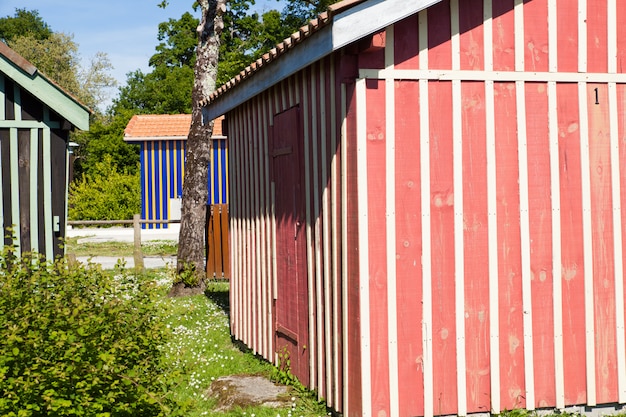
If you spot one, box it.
[0,250,173,416]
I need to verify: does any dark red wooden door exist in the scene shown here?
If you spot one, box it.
[272,106,309,385]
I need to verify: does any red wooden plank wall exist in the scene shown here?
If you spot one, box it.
[355,0,626,416]
[227,56,347,412]
[226,0,626,416]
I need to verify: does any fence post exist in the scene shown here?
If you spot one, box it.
[133,214,144,271]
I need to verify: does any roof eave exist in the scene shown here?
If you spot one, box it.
[0,54,90,131]
[203,0,442,122]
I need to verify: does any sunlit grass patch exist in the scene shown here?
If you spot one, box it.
[64,236,178,257]
[156,277,330,416]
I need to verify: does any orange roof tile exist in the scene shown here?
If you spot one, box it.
[124,114,225,141]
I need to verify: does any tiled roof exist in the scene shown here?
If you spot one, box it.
[201,0,366,107]
[124,114,225,141]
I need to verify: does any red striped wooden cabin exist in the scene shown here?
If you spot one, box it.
[203,0,626,415]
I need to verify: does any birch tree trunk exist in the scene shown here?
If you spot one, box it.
[170,0,226,296]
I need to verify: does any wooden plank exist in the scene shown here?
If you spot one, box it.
[527,82,556,409]
[557,0,579,72]
[311,62,324,399]
[617,84,626,403]
[207,206,216,277]
[549,80,565,410]
[524,0,548,72]
[462,80,491,414]
[587,82,618,405]
[451,3,467,412]
[395,79,424,417]
[586,0,607,73]
[18,129,30,252]
[579,81,596,406]
[515,79,535,410]
[419,9,434,417]
[557,83,587,406]
[29,128,38,255]
[10,128,20,251]
[429,79,457,416]
[41,129,54,261]
[355,77,372,417]
[495,81,526,411]
[321,57,334,407]
[608,82,625,404]
[384,25,399,417]
[364,77,390,417]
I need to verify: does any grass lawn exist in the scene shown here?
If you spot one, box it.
[139,268,331,417]
[64,236,178,257]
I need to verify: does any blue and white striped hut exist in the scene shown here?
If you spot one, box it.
[124,114,227,229]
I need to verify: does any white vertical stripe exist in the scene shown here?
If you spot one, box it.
[486,79,501,414]
[356,77,372,417]
[340,83,350,415]
[517,80,535,410]
[484,1,501,413]
[329,54,341,408]
[230,115,238,338]
[549,81,565,410]
[264,99,274,358]
[386,23,400,417]
[419,9,433,417]
[311,66,324,397]
[243,105,251,348]
[253,102,261,354]
[609,82,626,403]
[30,129,39,255]
[607,0,617,74]
[9,128,20,251]
[320,61,334,404]
[42,128,52,261]
[548,0,557,72]
[303,70,317,389]
[234,114,242,339]
[453,76,467,417]
[451,2,467,414]
[514,0,525,72]
[260,100,268,358]
[579,81,596,406]
[578,0,587,72]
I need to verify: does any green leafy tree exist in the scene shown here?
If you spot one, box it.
[71,110,139,178]
[0,8,51,43]
[69,154,140,221]
[1,9,117,111]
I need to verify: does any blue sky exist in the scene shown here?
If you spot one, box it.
[0,0,283,105]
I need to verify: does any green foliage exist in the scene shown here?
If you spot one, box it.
[0,8,51,44]
[270,346,305,390]
[0,252,173,416]
[1,9,116,112]
[68,155,140,221]
[113,67,194,114]
[72,111,139,178]
[10,32,81,96]
[173,262,202,287]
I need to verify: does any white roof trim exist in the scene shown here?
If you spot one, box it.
[203,0,441,121]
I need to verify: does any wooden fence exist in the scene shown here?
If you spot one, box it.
[206,204,229,279]
[69,208,230,279]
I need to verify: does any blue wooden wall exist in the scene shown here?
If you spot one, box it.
[139,138,227,229]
